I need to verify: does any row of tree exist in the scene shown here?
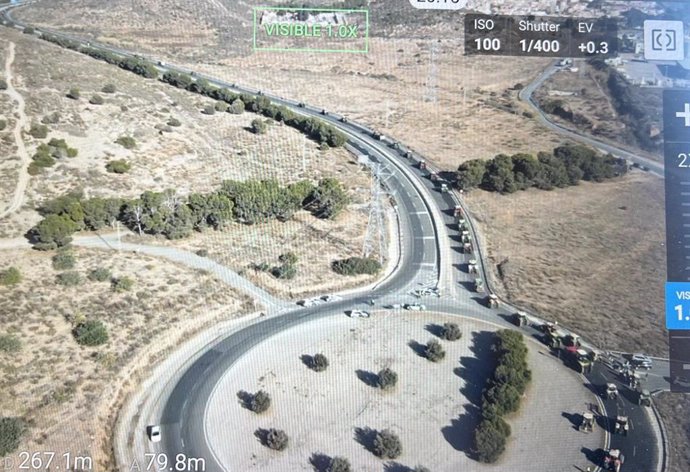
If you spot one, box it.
[456,144,628,193]
[473,330,532,463]
[38,33,347,147]
[30,179,349,249]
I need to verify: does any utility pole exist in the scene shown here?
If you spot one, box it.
[362,163,393,264]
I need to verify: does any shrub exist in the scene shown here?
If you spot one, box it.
[106,159,131,174]
[111,276,134,292]
[0,267,21,286]
[373,429,402,459]
[67,87,80,100]
[228,98,245,114]
[0,79,6,90]
[88,267,111,282]
[0,119,6,131]
[102,83,116,93]
[0,334,21,353]
[29,122,49,139]
[42,112,60,124]
[377,368,398,390]
[0,417,24,457]
[201,104,216,115]
[73,319,108,346]
[271,264,297,280]
[115,136,136,149]
[167,117,182,127]
[263,428,288,451]
[22,26,34,34]
[441,323,462,341]
[327,457,351,472]
[32,214,79,248]
[56,271,82,287]
[425,339,446,362]
[474,417,510,463]
[332,257,381,276]
[251,118,267,134]
[279,252,298,265]
[89,94,104,105]
[195,249,209,257]
[250,390,271,413]
[214,101,228,112]
[52,251,76,270]
[312,353,329,372]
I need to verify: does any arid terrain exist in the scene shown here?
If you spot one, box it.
[0,247,246,469]
[467,172,666,355]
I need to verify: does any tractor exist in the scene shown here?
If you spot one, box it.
[603,449,624,472]
[474,278,484,292]
[579,412,594,433]
[486,294,499,308]
[614,416,629,436]
[512,311,528,327]
[468,259,478,274]
[605,383,619,400]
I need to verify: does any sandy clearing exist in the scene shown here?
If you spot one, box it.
[0,42,29,220]
[206,312,602,471]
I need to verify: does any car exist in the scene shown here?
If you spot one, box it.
[384,303,402,309]
[147,425,161,443]
[339,117,348,123]
[298,102,306,108]
[640,165,650,172]
[631,353,652,369]
[346,309,370,318]
[403,303,426,311]
[321,294,342,302]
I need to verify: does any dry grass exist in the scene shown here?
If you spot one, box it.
[655,392,690,472]
[466,172,666,356]
[0,247,245,469]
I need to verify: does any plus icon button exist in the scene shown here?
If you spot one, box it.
[676,103,690,127]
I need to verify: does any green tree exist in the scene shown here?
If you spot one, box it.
[251,118,267,134]
[0,417,25,457]
[332,257,381,276]
[263,428,288,451]
[32,214,80,249]
[327,457,351,472]
[307,178,349,219]
[474,417,509,463]
[81,197,122,230]
[73,319,108,346]
[373,429,402,459]
[511,153,540,190]
[425,339,446,362]
[250,390,271,414]
[0,267,21,286]
[106,159,132,174]
[456,159,487,190]
[482,154,517,194]
[229,98,245,114]
[311,353,329,372]
[377,368,398,390]
[441,322,462,341]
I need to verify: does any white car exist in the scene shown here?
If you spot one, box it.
[631,354,652,369]
[346,310,370,318]
[147,425,161,443]
[403,304,426,311]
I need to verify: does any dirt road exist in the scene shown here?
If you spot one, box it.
[0,41,29,220]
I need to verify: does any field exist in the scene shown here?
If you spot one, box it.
[466,172,666,355]
[0,247,246,470]
[0,29,382,296]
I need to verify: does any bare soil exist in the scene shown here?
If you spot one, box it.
[0,247,246,470]
[466,172,666,356]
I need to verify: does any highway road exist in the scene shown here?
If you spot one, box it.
[0,6,668,471]
[519,62,664,178]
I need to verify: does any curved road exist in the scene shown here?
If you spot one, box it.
[0,6,666,472]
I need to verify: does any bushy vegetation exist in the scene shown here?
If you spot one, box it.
[106,159,132,174]
[262,428,288,451]
[0,334,21,353]
[326,457,351,472]
[456,145,627,193]
[29,122,48,139]
[30,178,346,247]
[0,119,6,131]
[88,267,112,282]
[377,367,398,390]
[251,118,267,134]
[52,250,76,270]
[311,353,329,372]
[22,26,34,35]
[89,94,104,105]
[250,390,271,413]
[102,83,116,93]
[270,252,298,280]
[0,267,21,286]
[441,323,462,341]
[111,276,134,292]
[73,319,108,346]
[56,271,82,287]
[0,417,24,457]
[0,78,6,90]
[473,330,531,463]
[167,117,182,127]
[305,178,349,219]
[66,87,80,100]
[332,256,382,276]
[115,136,136,149]
[372,429,402,459]
[425,339,446,362]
